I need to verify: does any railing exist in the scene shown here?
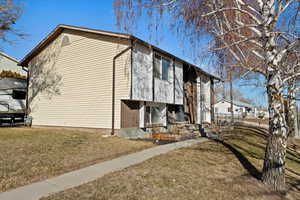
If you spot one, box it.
[214,113,268,126]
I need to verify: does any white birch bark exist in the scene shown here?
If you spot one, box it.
[287,79,297,137]
[261,1,288,191]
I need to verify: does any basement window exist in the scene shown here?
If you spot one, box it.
[154,54,171,81]
[145,104,165,126]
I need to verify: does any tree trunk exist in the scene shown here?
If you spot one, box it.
[262,71,288,192]
[287,79,298,138]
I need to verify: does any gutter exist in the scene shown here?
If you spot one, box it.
[22,66,29,117]
[111,45,132,135]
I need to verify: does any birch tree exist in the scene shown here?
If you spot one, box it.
[284,51,300,138]
[114,0,300,191]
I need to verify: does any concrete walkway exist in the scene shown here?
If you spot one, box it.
[0,137,208,200]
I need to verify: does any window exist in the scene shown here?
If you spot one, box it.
[175,105,185,122]
[145,104,165,126]
[145,106,151,125]
[153,54,171,81]
[61,35,71,47]
[151,106,161,124]
[12,90,26,100]
[162,58,170,81]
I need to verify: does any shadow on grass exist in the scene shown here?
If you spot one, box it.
[286,174,300,196]
[287,148,300,163]
[214,138,262,180]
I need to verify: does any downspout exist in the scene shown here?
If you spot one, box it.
[199,72,203,124]
[111,45,132,135]
[22,65,29,117]
[210,78,214,124]
[173,58,175,104]
[152,49,155,102]
[130,39,133,100]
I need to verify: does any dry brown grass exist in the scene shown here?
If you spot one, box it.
[42,126,300,200]
[244,118,269,125]
[0,127,154,192]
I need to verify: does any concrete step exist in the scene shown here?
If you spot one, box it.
[117,128,151,139]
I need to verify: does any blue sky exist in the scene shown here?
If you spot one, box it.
[1,0,267,107]
[3,0,185,62]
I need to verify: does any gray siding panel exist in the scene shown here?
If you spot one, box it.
[174,61,184,104]
[132,44,184,105]
[154,78,173,104]
[132,43,153,101]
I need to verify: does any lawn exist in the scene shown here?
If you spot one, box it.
[42,126,300,200]
[0,127,154,192]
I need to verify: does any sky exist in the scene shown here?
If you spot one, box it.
[1,0,268,107]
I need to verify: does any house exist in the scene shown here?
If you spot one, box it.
[0,52,27,124]
[256,108,269,119]
[19,24,220,133]
[214,97,257,118]
[0,52,26,75]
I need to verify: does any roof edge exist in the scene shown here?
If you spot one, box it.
[217,97,255,108]
[0,52,19,63]
[18,24,131,66]
[18,24,221,80]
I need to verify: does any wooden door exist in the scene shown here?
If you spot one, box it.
[121,100,140,128]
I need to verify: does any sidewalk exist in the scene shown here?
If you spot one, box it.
[0,137,208,200]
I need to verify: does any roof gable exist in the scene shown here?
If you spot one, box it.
[19,24,220,80]
[0,52,18,63]
[18,24,131,66]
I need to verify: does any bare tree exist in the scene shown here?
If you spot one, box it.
[214,84,255,105]
[114,0,300,191]
[0,0,23,44]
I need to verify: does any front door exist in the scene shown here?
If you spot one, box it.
[121,100,140,128]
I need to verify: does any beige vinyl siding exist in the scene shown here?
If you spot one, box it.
[28,30,131,129]
[0,54,26,76]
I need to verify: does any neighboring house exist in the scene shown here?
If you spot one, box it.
[214,97,257,118]
[0,52,27,116]
[256,108,269,119]
[0,52,26,75]
[19,24,220,131]
[0,78,27,113]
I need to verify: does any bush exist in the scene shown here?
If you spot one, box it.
[0,70,26,80]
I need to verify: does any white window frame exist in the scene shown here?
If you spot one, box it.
[143,102,167,127]
[154,53,172,81]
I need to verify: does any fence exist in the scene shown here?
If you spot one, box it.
[214,113,268,126]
